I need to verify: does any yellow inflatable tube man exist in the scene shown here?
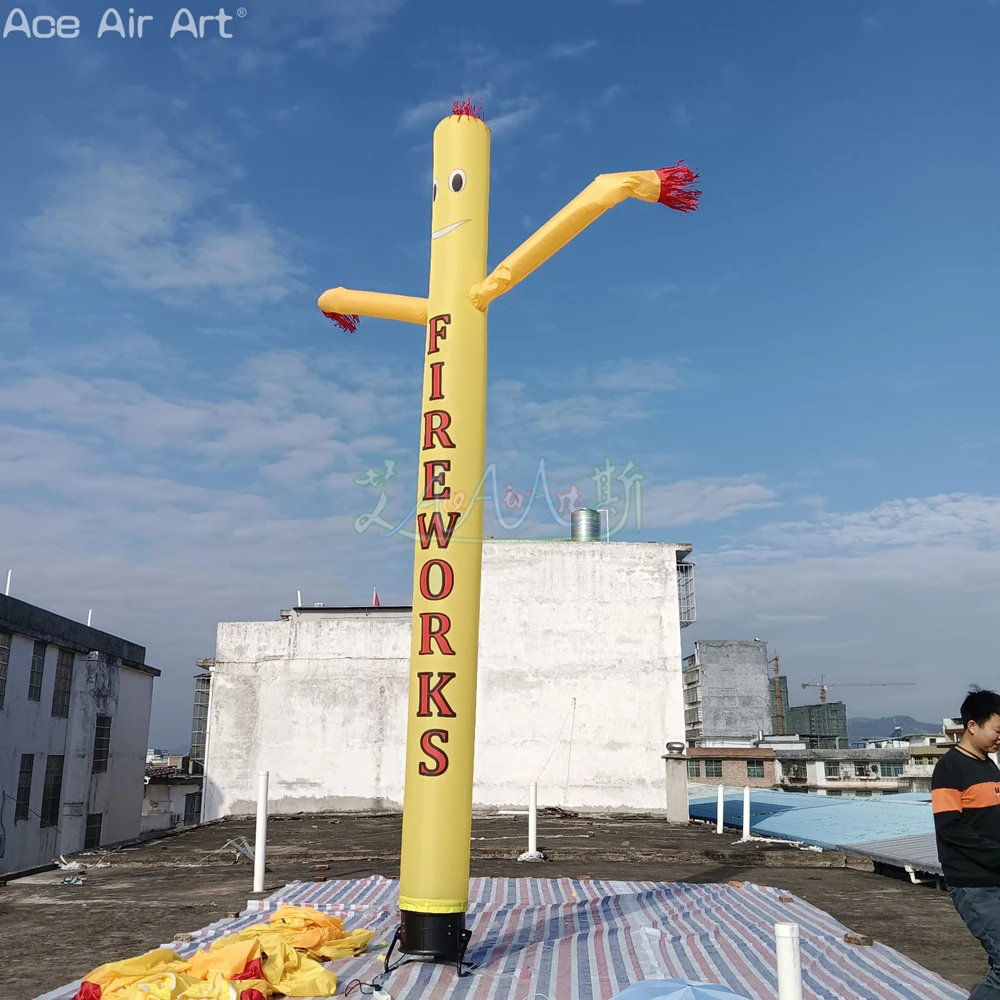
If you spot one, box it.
[318,99,699,964]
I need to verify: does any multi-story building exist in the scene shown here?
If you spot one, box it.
[0,594,158,874]
[774,748,909,796]
[784,701,849,749]
[683,640,771,744]
[686,747,777,789]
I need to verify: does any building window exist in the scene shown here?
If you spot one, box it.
[84,813,103,849]
[827,790,842,797]
[824,761,841,779]
[15,754,34,821]
[92,715,112,773]
[684,707,702,725]
[747,760,765,779]
[855,762,871,778]
[190,674,211,764]
[28,640,46,701]
[0,630,10,709]
[40,755,64,828]
[855,790,872,797]
[184,792,202,826]
[51,649,73,718]
[882,762,903,778]
[705,759,723,778]
[687,759,702,778]
[684,686,700,705]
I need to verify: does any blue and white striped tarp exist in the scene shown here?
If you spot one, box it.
[40,876,963,1000]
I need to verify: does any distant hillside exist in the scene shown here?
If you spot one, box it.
[849,716,939,741]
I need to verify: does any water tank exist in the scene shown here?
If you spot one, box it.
[571,507,601,541]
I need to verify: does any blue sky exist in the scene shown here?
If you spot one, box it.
[1,0,998,747]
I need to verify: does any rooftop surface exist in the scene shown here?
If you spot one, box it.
[0,593,157,675]
[0,812,984,999]
[688,786,938,861]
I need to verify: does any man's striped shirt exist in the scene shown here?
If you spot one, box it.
[932,746,1000,887]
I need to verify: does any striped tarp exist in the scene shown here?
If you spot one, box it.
[39,877,964,1000]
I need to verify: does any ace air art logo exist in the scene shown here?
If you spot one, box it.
[2,5,246,39]
[352,454,646,541]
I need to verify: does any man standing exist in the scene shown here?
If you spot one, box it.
[933,688,1000,999]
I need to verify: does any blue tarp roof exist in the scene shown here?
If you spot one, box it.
[687,785,935,852]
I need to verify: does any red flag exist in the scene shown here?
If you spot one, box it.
[373,587,380,606]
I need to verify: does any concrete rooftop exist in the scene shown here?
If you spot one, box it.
[0,812,983,999]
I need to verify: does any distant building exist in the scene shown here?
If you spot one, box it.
[202,540,695,819]
[775,748,908,796]
[769,674,789,735]
[0,594,159,874]
[687,747,777,789]
[142,765,203,833]
[683,640,771,744]
[784,701,849,749]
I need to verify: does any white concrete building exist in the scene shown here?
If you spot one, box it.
[202,540,694,820]
[0,595,158,874]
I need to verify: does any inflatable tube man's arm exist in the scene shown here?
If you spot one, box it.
[468,165,699,312]
[317,288,428,332]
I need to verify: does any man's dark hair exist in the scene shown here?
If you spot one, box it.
[961,687,1000,728]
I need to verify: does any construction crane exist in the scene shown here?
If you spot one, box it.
[800,675,915,704]
[770,654,785,735]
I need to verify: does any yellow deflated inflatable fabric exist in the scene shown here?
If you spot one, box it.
[73,905,371,1000]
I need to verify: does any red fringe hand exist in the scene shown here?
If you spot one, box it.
[656,163,701,212]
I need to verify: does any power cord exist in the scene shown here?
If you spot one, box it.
[342,949,406,997]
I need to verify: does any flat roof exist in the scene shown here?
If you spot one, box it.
[280,606,412,619]
[1,812,978,998]
[0,594,159,676]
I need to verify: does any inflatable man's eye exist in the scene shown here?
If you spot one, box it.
[432,179,438,201]
[449,169,466,193]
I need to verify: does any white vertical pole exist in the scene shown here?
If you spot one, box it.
[742,785,751,840]
[4,570,10,596]
[87,609,92,627]
[296,590,301,607]
[253,770,268,892]
[597,509,610,542]
[528,782,538,855]
[716,784,725,834]
[775,922,803,1000]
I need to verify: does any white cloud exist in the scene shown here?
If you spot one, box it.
[489,99,540,138]
[593,358,685,392]
[0,296,32,333]
[643,476,782,528]
[488,356,687,441]
[0,341,418,473]
[746,494,1000,557]
[686,493,1000,722]
[546,40,599,59]
[302,0,408,48]
[598,84,624,107]
[20,134,302,305]
[690,543,1000,723]
[398,92,538,139]
[400,99,450,131]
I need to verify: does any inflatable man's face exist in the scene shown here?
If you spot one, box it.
[430,114,490,293]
